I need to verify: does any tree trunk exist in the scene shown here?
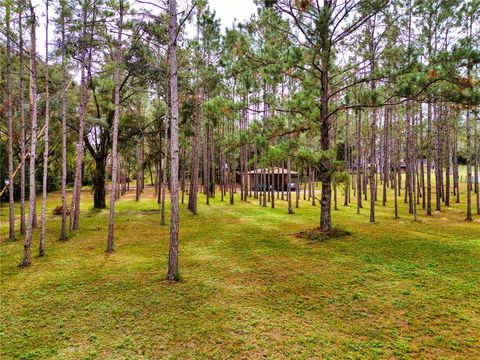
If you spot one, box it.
[475,112,479,215]
[296,168,301,209]
[167,0,180,281]
[270,166,275,209]
[93,158,107,209]
[411,105,417,221]
[382,107,389,206]
[344,110,350,206]
[6,4,15,241]
[435,105,442,212]
[356,109,362,213]
[70,5,89,231]
[40,0,50,256]
[420,105,426,210]
[445,108,451,207]
[19,5,26,235]
[453,117,460,203]
[161,115,168,226]
[106,0,123,253]
[59,2,68,241]
[136,141,143,201]
[203,121,210,205]
[466,108,473,221]
[426,103,432,215]
[188,85,202,213]
[181,147,186,204]
[21,2,37,267]
[393,110,399,219]
[369,108,377,223]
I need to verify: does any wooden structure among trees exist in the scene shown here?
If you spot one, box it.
[246,167,298,191]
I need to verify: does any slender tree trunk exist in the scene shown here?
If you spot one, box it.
[406,104,413,214]
[344,110,350,206]
[426,103,432,215]
[161,116,168,226]
[453,117,460,203]
[382,107,389,206]
[435,105,442,212]
[6,4,15,241]
[475,111,479,215]
[59,2,68,241]
[157,112,162,205]
[411,105,417,221]
[393,111,399,219]
[445,110,451,207]
[312,170,316,206]
[356,109,362,213]
[21,2,38,267]
[136,141,143,201]
[70,6,88,231]
[262,168,267,207]
[40,1,50,256]
[220,129,226,202]
[369,108,377,223]
[188,86,202,213]
[167,0,180,281]
[466,108,473,221]
[106,0,123,253]
[203,121,210,205]
[296,168,301,208]
[19,5,26,235]
[420,105,426,210]
[181,147,186,204]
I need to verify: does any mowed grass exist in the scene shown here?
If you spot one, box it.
[1,182,480,359]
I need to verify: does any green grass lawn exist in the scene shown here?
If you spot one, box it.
[1,183,479,359]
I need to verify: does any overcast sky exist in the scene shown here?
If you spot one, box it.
[208,0,257,30]
[30,0,258,56]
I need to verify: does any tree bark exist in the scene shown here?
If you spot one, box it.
[59,2,68,241]
[6,3,15,241]
[445,108,451,207]
[466,108,473,221]
[356,109,362,213]
[167,0,180,281]
[161,115,168,226]
[70,5,89,231]
[453,116,460,203]
[426,103,432,215]
[344,110,350,206]
[106,0,123,253]
[434,105,442,212]
[188,86,202,213]
[475,111,479,215]
[369,108,377,223]
[21,2,38,267]
[19,4,26,235]
[40,0,50,256]
[382,107,389,206]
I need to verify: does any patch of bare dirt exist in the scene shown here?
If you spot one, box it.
[293,227,351,242]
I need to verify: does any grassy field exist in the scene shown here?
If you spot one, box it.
[1,183,479,359]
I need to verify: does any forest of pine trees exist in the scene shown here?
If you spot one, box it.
[0,0,479,276]
[1,1,480,358]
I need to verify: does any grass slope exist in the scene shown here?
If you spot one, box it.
[1,185,479,359]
